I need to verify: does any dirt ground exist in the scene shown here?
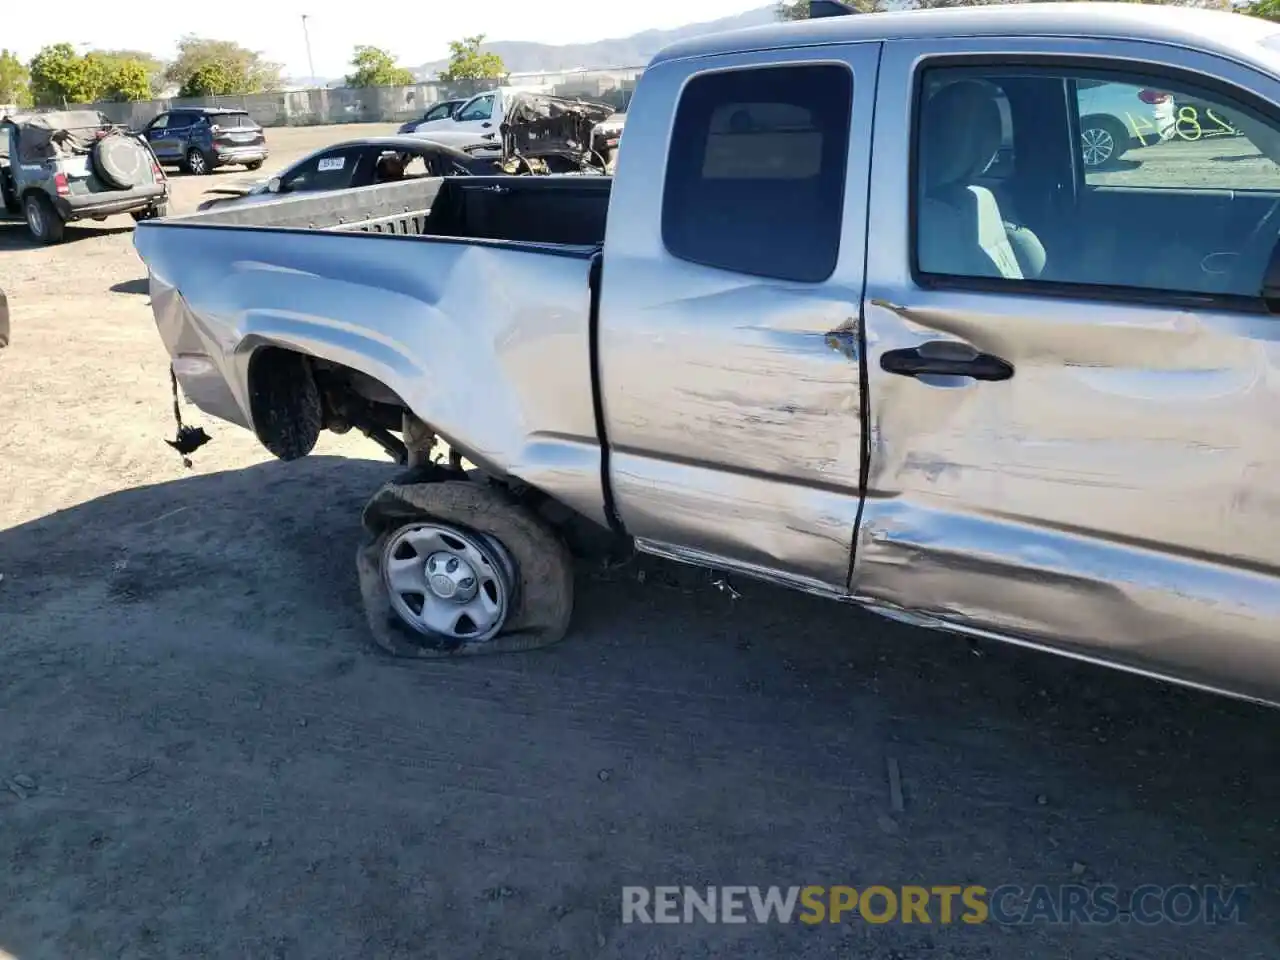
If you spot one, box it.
[1,123,1279,960]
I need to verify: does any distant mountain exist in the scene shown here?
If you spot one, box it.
[416,5,779,77]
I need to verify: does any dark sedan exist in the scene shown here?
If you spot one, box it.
[197,135,502,212]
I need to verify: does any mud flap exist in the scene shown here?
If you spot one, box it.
[356,477,575,658]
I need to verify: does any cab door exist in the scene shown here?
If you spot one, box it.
[598,43,880,594]
[858,36,1280,701]
[143,113,176,161]
[451,93,498,139]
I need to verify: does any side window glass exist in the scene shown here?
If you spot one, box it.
[915,65,1280,300]
[372,150,416,182]
[662,63,853,283]
[401,154,429,178]
[458,95,495,122]
[149,114,169,131]
[1075,79,1177,174]
[425,102,453,122]
[284,149,362,192]
[919,71,1015,180]
[280,158,317,192]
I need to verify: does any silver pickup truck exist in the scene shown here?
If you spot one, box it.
[136,3,1280,706]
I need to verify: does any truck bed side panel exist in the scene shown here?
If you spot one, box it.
[177,175,613,248]
[135,223,608,525]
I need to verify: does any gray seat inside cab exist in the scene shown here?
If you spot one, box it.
[917,79,1045,281]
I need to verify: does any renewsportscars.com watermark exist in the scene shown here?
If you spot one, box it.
[621,885,1250,926]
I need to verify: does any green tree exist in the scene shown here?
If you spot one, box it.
[28,45,160,106]
[166,36,282,97]
[345,45,415,88]
[96,49,167,96]
[1247,0,1280,16]
[99,58,152,101]
[29,43,99,106]
[438,35,506,82]
[180,61,241,98]
[0,48,31,107]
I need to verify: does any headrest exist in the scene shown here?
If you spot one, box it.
[920,79,1005,190]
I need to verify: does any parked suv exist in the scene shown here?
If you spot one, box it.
[1,110,169,244]
[140,107,267,175]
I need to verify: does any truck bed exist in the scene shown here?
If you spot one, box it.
[133,172,612,526]
[169,174,612,248]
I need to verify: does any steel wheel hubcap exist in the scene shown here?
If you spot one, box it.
[382,523,513,642]
[1081,128,1114,166]
[26,200,43,234]
[190,153,205,173]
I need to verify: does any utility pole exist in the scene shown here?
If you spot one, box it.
[301,14,317,87]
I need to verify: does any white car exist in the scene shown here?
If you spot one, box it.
[411,86,548,139]
[591,112,626,164]
[1076,80,1177,168]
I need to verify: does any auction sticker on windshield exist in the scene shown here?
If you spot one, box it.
[317,157,345,172]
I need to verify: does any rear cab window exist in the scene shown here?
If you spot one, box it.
[661,63,854,283]
[912,60,1280,303]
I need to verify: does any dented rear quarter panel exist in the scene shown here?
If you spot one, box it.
[134,223,609,525]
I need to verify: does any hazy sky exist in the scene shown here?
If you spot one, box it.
[9,0,767,79]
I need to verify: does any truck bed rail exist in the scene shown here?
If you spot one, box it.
[160,175,613,247]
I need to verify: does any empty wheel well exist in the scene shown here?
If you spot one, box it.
[247,346,323,460]
[247,346,410,460]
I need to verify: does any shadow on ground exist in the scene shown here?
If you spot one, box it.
[0,457,1277,960]
[0,222,135,251]
[109,278,150,296]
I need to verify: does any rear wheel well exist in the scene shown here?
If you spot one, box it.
[245,346,624,558]
[247,346,451,465]
[247,347,323,460]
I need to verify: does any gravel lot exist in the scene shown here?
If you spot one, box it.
[1,124,1279,960]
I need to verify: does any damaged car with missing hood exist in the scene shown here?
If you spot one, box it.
[494,92,617,174]
[1,110,168,244]
[398,89,616,174]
